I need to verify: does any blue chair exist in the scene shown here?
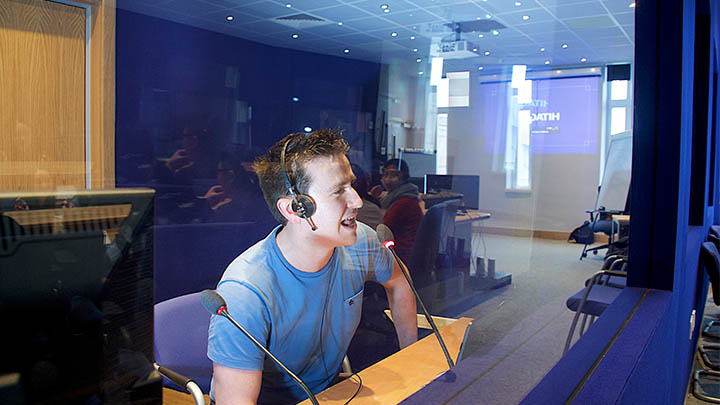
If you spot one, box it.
[154,292,212,394]
[563,269,627,354]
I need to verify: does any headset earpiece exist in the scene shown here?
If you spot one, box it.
[280,137,318,231]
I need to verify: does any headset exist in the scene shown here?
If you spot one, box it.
[280,137,318,231]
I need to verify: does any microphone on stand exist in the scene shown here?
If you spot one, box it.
[200,290,319,405]
[376,224,455,369]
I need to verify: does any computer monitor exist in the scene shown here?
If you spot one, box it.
[424,175,480,210]
[0,188,161,404]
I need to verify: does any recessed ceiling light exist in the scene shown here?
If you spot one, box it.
[412,48,418,52]
[544,60,550,65]
[540,47,545,52]
[285,3,292,7]
[522,15,529,20]
[337,21,343,25]
[418,71,424,75]
[478,34,484,38]
[556,70,562,74]
[380,3,389,9]
[478,66,484,70]
[492,30,499,36]
[580,57,587,62]
[416,58,422,62]
[226,15,233,21]
[629,2,636,7]
[304,126,312,132]
[561,43,568,49]
[515,1,522,5]
[410,36,416,40]
[484,50,490,55]
[344,49,350,53]
[384,8,390,13]
[473,48,478,52]
[485,14,492,19]
[292,97,299,102]
[292,33,299,39]
[391,32,398,37]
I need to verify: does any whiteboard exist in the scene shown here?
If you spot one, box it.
[597,130,632,211]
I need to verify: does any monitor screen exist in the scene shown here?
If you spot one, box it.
[424,175,480,210]
[0,188,161,404]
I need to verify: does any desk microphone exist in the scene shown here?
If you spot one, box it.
[375,224,455,369]
[200,290,319,405]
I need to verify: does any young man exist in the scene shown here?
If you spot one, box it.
[370,159,424,263]
[207,129,418,404]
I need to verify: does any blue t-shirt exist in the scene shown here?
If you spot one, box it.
[207,222,393,404]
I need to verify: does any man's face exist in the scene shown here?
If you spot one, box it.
[303,154,363,247]
[381,164,403,192]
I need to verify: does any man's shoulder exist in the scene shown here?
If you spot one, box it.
[220,229,277,284]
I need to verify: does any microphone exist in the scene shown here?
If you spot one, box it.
[153,363,205,405]
[376,224,455,369]
[200,290,319,405]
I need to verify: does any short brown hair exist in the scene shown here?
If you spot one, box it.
[253,129,349,224]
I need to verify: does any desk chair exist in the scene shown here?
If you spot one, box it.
[563,267,628,355]
[693,239,720,402]
[580,208,625,259]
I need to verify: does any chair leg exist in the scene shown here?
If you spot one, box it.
[579,314,590,335]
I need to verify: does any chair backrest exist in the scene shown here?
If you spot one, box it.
[154,292,213,392]
[409,202,457,289]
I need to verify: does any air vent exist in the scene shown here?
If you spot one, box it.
[274,13,329,29]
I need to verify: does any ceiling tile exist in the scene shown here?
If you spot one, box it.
[269,0,344,11]
[307,5,372,21]
[496,8,557,24]
[234,1,300,18]
[349,0,418,16]
[381,8,442,25]
[563,15,616,30]
[343,16,400,31]
[550,1,608,19]
[613,12,634,26]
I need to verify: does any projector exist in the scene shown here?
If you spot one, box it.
[431,40,481,59]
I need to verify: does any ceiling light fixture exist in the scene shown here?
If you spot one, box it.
[412,48,418,52]
[561,43,568,48]
[337,21,343,25]
[540,47,545,52]
[492,30,499,36]
[522,15,529,20]
[473,48,478,52]
[515,1,522,5]
[478,34,484,38]
[416,58,422,62]
[418,71,424,75]
[580,57,587,62]
[410,36,416,40]
[304,126,312,132]
[226,15,233,21]
[344,49,350,53]
[292,97,299,102]
[380,4,389,9]
[484,50,490,55]
[485,14,492,19]
[391,32,398,37]
[544,60,550,65]
[285,3,292,7]
[629,2,636,7]
[292,33,299,39]
[478,66,484,70]
[384,9,390,13]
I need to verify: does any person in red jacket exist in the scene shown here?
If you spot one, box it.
[370,159,423,263]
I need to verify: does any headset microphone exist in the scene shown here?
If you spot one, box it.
[280,137,318,231]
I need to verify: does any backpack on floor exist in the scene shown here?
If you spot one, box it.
[569,221,595,244]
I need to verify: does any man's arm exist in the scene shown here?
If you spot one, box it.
[212,363,262,405]
[381,259,418,348]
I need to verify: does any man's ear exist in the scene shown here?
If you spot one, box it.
[277,197,302,224]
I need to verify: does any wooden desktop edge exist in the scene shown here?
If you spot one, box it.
[162,317,473,405]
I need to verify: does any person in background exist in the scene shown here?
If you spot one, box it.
[369,159,423,263]
[207,129,417,404]
[350,163,382,230]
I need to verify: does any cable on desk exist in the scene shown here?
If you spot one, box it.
[343,373,363,404]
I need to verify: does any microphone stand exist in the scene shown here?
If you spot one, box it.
[385,245,455,369]
[216,308,320,405]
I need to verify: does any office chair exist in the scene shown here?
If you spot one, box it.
[579,207,625,259]
[563,258,628,355]
[692,238,720,402]
[154,292,213,394]
[408,201,458,311]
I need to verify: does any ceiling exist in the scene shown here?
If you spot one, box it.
[116,0,635,73]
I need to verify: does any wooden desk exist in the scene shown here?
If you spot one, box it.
[613,214,630,226]
[455,210,491,224]
[161,318,472,404]
[300,317,473,404]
